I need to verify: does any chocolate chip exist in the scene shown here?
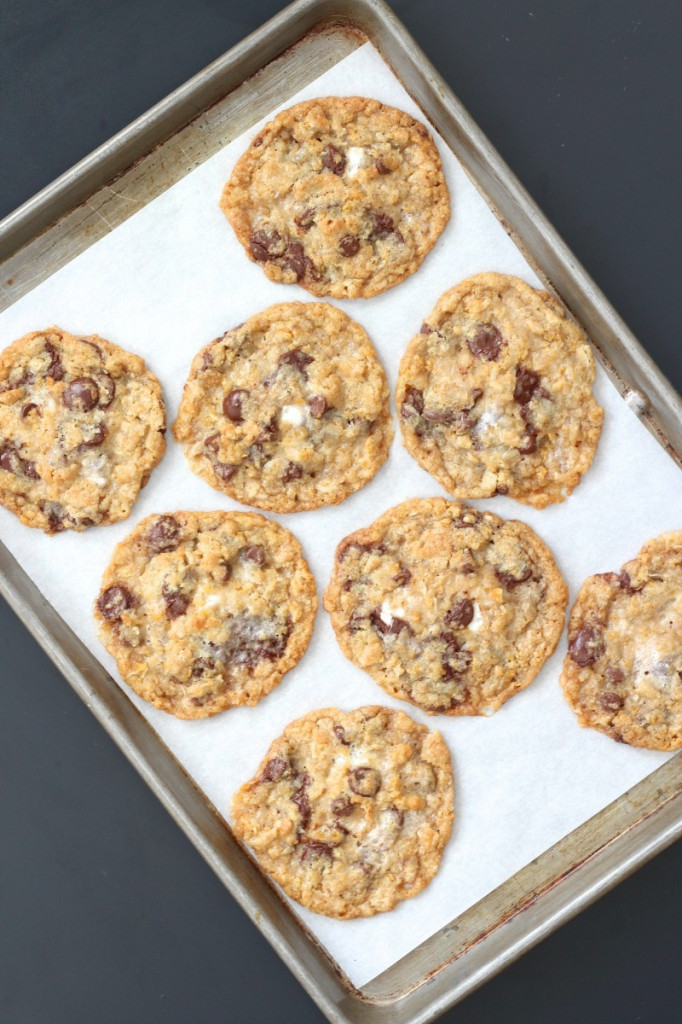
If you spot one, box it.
[606,666,625,685]
[518,426,538,455]
[261,756,288,782]
[348,767,381,797]
[295,208,315,231]
[21,403,40,419]
[599,692,624,712]
[77,422,107,450]
[63,376,100,412]
[445,598,474,628]
[292,773,311,828]
[204,433,220,451]
[401,385,424,418]
[347,613,366,634]
[243,545,266,565]
[322,143,345,175]
[248,442,266,464]
[495,566,533,590]
[223,388,248,422]
[393,567,412,587]
[336,538,386,562]
[333,725,350,745]
[228,615,291,668]
[308,395,327,418]
[42,502,65,533]
[618,570,644,594]
[496,484,509,495]
[375,157,390,174]
[370,609,411,636]
[331,796,353,816]
[282,461,303,483]
[1,443,39,479]
[568,626,604,667]
[250,229,283,262]
[164,591,190,620]
[420,323,434,334]
[514,365,541,405]
[300,840,334,861]
[279,349,314,377]
[281,241,308,279]
[467,323,502,361]
[44,341,64,381]
[95,371,116,408]
[147,515,181,553]
[97,585,135,622]
[214,462,238,482]
[0,443,17,473]
[442,645,472,680]
[438,626,471,675]
[339,234,360,257]
[256,414,279,442]
[423,407,474,431]
[191,650,221,679]
[367,210,394,240]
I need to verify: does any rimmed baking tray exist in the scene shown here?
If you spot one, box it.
[1,2,682,1022]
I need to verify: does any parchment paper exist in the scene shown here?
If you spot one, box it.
[1,43,681,988]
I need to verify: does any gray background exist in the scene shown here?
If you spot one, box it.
[1,1,681,1022]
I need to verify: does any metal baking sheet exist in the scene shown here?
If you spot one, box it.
[1,2,682,1021]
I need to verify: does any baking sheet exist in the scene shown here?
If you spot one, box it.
[0,42,680,989]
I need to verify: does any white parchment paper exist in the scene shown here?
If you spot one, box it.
[1,43,681,988]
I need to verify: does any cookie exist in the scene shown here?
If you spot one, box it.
[0,327,166,533]
[561,532,682,751]
[324,498,567,715]
[231,705,454,919]
[173,303,393,513]
[397,273,604,508]
[220,96,450,299]
[95,510,317,719]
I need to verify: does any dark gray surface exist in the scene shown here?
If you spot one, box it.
[1,2,681,1022]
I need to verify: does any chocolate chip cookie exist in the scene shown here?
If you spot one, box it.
[173,303,393,513]
[231,705,454,918]
[0,327,166,533]
[221,97,450,299]
[561,532,682,750]
[324,498,567,715]
[397,273,604,508]
[95,510,317,719]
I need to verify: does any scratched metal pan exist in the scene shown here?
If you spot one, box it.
[1,1,682,1021]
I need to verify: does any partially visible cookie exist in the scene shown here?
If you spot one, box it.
[561,532,682,751]
[324,498,567,715]
[173,303,393,513]
[397,273,604,508]
[95,510,317,719]
[231,705,454,919]
[0,327,166,533]
[221,96,450,299]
